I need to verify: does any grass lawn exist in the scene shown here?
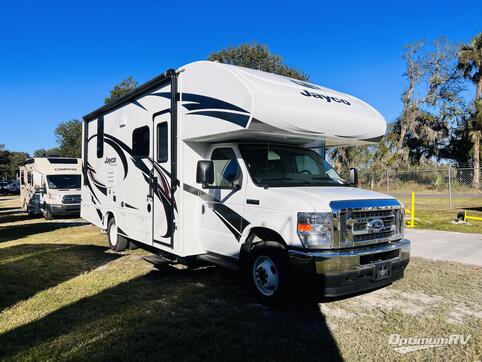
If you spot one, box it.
[0,195,481,361]
[397,195,482,234]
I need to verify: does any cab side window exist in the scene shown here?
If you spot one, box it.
[209,148,242,189]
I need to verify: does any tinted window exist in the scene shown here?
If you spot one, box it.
[157,122,168,162]
[47,158,78,164]
[239,144,345,187]
[209,148,241,188]
[97,116,104,158]
[47,175,81,189]
[132,126,150,157]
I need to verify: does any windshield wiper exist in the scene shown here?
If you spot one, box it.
[312,177,349,185]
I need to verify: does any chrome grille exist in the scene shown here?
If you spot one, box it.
[331,199,404,248]
[62,194,81,204]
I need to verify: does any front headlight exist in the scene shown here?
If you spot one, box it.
[297,212,333,248]
[48,192,62,202]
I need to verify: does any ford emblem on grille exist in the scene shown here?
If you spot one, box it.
[367,218,384,233]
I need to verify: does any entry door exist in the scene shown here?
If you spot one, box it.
[199,147,246,258]
[151,112,174,247]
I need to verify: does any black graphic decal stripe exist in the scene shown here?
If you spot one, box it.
[86,162,107,196]
[87,132,178,239]
[212,209,242,239]
[132,100,147,111]
[152,92,247,113]
[152,92,250,127]
[104,138,129,179]
[95,208,102,222]
[187,110,249,127]
[183,183,250,240]
[124,203,138,210]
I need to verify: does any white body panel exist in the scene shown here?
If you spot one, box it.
[81,61,394,259]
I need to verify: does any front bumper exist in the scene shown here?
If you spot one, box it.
[47,203,81,216]
[288,239,410,297]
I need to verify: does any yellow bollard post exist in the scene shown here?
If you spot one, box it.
[410,192,415,228]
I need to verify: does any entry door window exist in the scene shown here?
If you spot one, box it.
[157,122,168,163]
[209,148,242,189]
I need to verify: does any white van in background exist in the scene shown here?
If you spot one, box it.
[20,157,82,219]
[81,61,410,303]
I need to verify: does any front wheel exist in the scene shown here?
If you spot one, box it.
[44,205,54,220]
[249,243,290,305]
[107,217,128,252]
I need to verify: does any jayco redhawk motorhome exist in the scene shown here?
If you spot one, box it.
[81,61,410,303]
[20,157,82,219]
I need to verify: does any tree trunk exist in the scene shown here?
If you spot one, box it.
[473,132,480,189]
[477,78,482,101]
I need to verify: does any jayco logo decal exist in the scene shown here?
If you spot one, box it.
[300,89,351,106]
[104,156,117,166]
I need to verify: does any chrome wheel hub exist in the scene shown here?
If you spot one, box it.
[253,255,279,296]
[109,223,118,246]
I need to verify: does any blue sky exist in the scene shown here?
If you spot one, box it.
[0,0,480,155]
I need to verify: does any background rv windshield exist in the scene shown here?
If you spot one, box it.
[239,144,346,187]
[46,175,81,189]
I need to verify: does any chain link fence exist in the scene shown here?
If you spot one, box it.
[356,167,482,209]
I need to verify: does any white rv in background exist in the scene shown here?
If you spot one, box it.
[81,61,410,303]
[20,157,82,219]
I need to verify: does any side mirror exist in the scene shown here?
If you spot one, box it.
[349,168,358,187]
[196,160,214,188]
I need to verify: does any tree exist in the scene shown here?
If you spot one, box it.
[54,120,82,158]
[458,33,482,188]
[209,42,309,81]
[396,39,464,162]
[105,76,138,105]
[7,151,29,178]
[33,148,61,157]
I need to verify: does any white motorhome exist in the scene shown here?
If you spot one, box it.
[81,61,410,303]
[20,157,82,219]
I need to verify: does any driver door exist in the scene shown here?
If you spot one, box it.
[199,147,246,258]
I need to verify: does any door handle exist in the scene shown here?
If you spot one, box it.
[201,204,205,215]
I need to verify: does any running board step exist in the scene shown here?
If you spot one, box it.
[142,255,171,266]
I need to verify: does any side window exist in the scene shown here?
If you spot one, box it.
[132,126,150,157]
[157,122,168,163]
[20,170,24,184]
[209,148,241,188]
[97,116,104,158]
[27,172,32,185]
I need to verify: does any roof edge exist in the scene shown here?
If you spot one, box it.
[83,68,176,121]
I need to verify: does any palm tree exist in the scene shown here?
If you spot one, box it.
[458,33,482,188]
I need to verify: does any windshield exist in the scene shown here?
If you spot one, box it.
[239,144,346,187]
[46,174,81,190]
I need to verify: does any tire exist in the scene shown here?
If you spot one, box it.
[248,242,290,305]
[107,217,128,252]
[44,206,54,220]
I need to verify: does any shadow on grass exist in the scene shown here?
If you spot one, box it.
[0,266,342,361]
[0,221,89,242]
[0,211,32,224]
[0,243,120,312]
[462,206,482,212]
[0,206,20,212]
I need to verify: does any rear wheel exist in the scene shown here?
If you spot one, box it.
[107,216,128,252]
[249,243,290,305]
